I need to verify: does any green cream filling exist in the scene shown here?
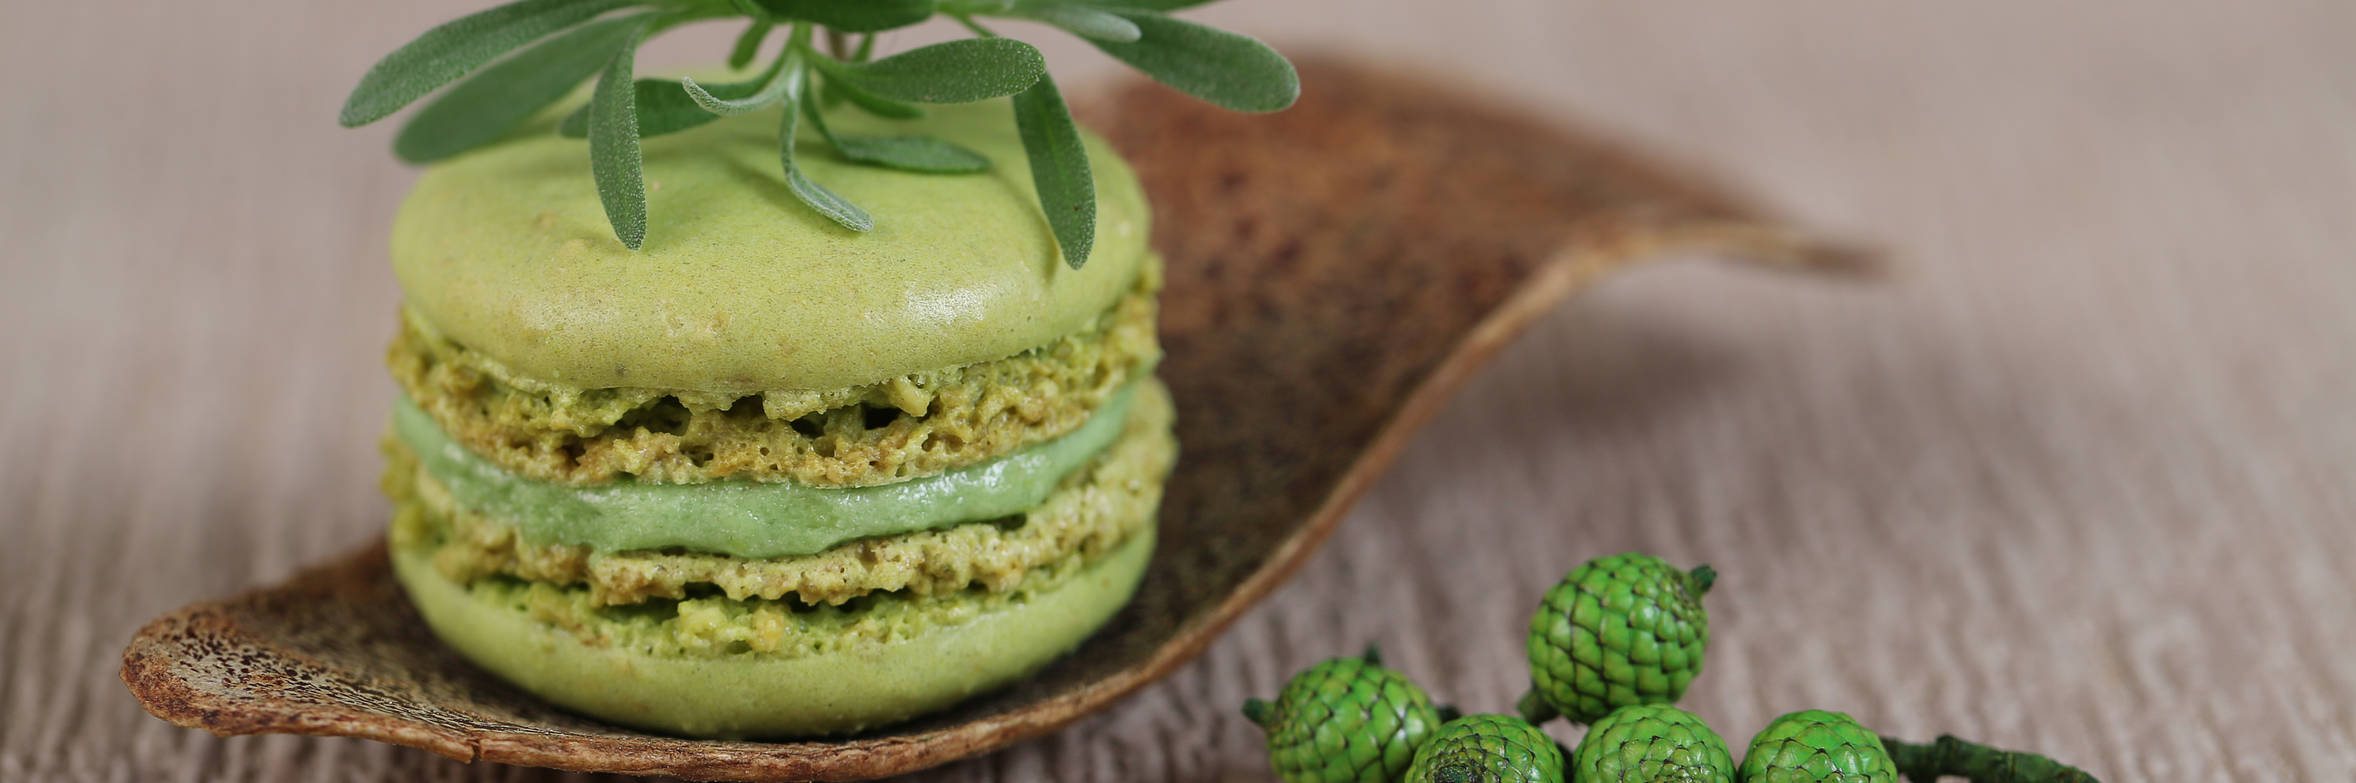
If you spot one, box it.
[391,384,1138,559]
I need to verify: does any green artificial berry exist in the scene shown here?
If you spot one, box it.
[1521,552,1714,725]
[1246,647,1444,783]
[1572,704,1738,783]
[1737,710,1898,783]
[1403,714,1566,783]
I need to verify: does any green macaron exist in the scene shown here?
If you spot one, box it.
[380,89,1173,738]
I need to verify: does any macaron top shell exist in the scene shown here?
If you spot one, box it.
[390,97,1151,394]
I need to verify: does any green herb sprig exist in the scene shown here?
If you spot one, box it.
[340,0,1299,266]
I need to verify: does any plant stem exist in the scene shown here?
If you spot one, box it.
[948,12,996,38]
[1881,734,2100,783]
[728,19,772,69]
[1514,690,1560,726]
[1689,565,1717,595]
[1242,698,1273,727]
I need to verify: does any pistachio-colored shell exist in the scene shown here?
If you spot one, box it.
[391,96,1151,393]
[389,518,1155,738]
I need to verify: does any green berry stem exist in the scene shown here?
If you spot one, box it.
[1513,689,1559,725]
[1880,734,2100,783]
[1689,564,1717,594]
[1241,698,1273,727]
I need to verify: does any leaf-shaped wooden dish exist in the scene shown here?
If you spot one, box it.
[123,57,1865,781]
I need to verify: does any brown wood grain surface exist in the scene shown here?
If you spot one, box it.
[6,2,2353,780]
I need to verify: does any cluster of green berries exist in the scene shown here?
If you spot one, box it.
[1245,552,2097,783]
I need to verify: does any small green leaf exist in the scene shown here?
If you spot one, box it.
[777,59,874,231]
[682,53,797,114]
[1087,10,1298,113]
[1010,71,1094,268]
[589,18,655,249]
[814,38,1045,103]
[1018,4,1140,42]
[803,93,988,173]
[340,0,636,127]
[785,161,873,231]
[393,14,647,163]
[558,79,727,138]
[823,75,925,119]
[749,0,933,32]
[727,19,772,70]
[834,136,994,173]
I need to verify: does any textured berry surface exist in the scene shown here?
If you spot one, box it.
[1404,714,1565,783]
[1572,704,1737,783]
[1527,552,1711,724]
[1253,654,1442,783]
[1738,710,1897,783]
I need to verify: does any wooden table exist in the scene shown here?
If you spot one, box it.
[6,2,2349,779]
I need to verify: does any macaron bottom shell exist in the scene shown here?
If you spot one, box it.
[389,523,1155,738]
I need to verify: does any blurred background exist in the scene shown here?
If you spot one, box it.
[6,1,2353,780]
